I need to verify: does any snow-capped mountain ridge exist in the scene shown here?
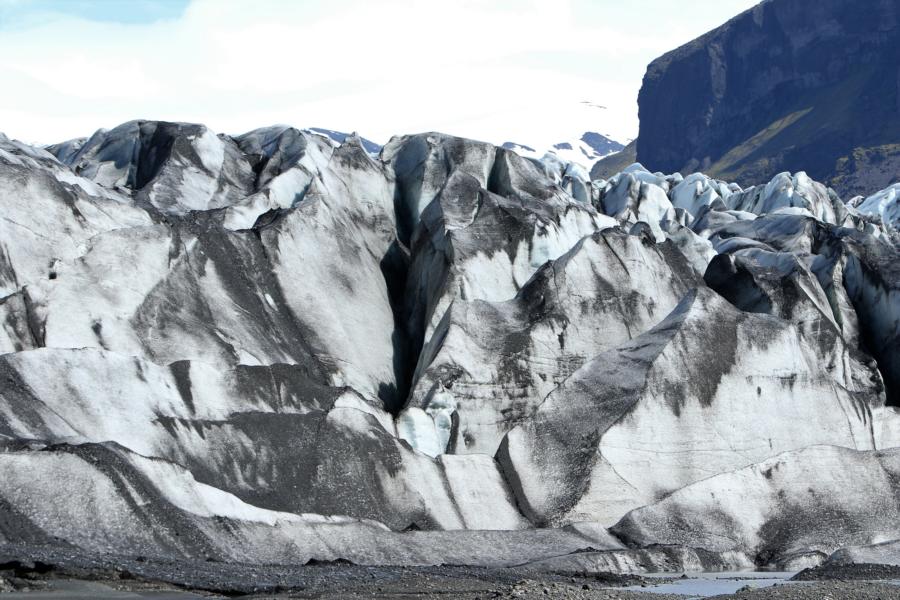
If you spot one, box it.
[502,131,625,171]
[306,126,382,154]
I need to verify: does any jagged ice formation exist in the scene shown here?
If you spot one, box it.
[0,121,899,574]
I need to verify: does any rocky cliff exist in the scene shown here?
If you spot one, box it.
[636,0,900,198]
[0,121,899,574]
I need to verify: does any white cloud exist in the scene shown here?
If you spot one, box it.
[0,0,759,146]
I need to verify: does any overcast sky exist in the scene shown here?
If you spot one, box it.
[0,0,759,147]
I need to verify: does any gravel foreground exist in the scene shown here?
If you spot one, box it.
[1,545,899,599]
[3,576,900,600]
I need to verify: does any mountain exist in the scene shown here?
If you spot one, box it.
[502,131,624,172]
[636,0,900,199]
[589,139,637,180]
[0,121,899,584]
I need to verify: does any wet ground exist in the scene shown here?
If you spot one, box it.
[0,579,210,598]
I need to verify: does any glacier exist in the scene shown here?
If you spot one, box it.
[0,121,899,576]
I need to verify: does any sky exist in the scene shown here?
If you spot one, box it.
[0,0,760,147]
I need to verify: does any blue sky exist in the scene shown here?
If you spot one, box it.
[0,0,188,28]
[0,0,759,145]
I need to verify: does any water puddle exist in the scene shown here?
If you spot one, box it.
[621,571,798,598]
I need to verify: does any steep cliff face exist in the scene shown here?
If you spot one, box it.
[637,0,900,198]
